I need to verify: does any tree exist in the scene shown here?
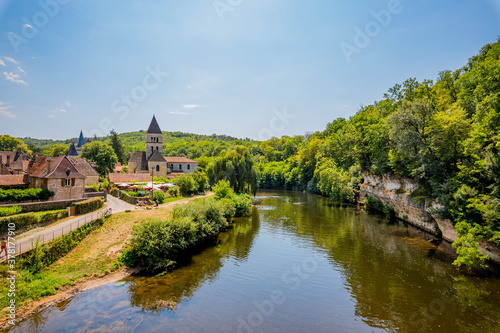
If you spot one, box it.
[206,145,259,195]
[50,144,69,157]
[81,141,118,175]
[109,130,126,164]
[0,135,28,152]
[175,173,196,195]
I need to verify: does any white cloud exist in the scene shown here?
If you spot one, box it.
[0,59,5,67]
[2,57,18,65]
[65,101,71,107]
[48,114,55,118]
[170,111,190,115]
[0,102,16,119]
[48,108,68,118]
[23,23,33,29]
[3,71,27,85]
[182,104,200,110]
[17,66,25,74]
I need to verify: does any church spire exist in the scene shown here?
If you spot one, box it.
[76,131,85,148]
[146,115,162,134]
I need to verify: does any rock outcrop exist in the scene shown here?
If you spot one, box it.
[359,172,500,264]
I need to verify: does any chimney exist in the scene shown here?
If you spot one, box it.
[46,159,51,174]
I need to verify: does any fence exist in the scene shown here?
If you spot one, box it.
[2,208,112,259]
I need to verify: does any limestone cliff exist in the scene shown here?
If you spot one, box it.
[359,172,500,264]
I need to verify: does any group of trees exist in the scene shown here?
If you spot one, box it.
[254,39,500,271]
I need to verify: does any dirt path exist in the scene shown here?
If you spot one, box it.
[0,193,213,328]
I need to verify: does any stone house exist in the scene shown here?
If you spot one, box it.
[165,156,197,174]
[28,155,86,201]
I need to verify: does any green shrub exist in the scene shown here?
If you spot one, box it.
[0,209,68,234]
[126,191,139,197]
[0,205,22,217]
[232,194,252,217]
[168,186,180,197]
[120,191,137,204]
[452,221,489,273]
[71,198,104,215]
[0,188,54,202]
[364,195,396,217]
[213,180,234,200]
[91,183,100,192]
[175,174,196,195]
[153,191,165,204]
[124,197,238,273]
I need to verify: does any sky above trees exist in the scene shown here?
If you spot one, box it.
[0,0,499,140]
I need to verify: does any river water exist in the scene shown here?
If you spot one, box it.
[9,190,500,332]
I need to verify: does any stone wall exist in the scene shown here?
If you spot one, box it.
[47,178,85,201]
[360,172,500,264]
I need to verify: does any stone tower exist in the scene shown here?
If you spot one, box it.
[145,115,163,159]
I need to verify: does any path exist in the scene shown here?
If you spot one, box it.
[0,194,209,261]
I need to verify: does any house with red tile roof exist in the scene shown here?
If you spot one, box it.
[28,155,86,201]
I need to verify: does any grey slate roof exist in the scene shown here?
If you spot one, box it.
[76,131,85,148]
[146,115,162,134]
[67,143,78,156]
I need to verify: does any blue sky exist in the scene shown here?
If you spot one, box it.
[0,0,499,140]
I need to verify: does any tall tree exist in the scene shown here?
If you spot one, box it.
[81,141,118,175]
[109,130,126,164]
[207,145,259,195]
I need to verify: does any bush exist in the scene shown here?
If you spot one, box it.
[153,191,165,204]
[168,186,180,197]
[213,180,234,200]
[364,195,396,217]
[110,187,119,196]
[0,209,68,234]
[126,191,139,197]
[92,183,100,192]
[452,221,489,273]
[71,198,104,215]
[0,188,54,202]
[232,194,252,217]
[0,205,22,217]
[175,174,196,195]
[120,191,137,205]
[124,197,238,273]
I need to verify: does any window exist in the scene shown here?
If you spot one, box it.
[156,165,160,172]
[179,164,182,169]
[65,178,71,187]
[187,164,190,170]
[156,146,159,151]
[151,147,153,154]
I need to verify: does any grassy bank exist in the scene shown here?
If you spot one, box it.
[0,194,212,321]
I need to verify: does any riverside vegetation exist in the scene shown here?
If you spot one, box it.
[4,39,499,273]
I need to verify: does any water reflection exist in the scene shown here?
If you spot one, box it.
[7,190,500,333]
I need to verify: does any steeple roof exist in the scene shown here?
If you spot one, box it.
[67,143,78,156]
[76,131,85,148]
[147,115,162,134]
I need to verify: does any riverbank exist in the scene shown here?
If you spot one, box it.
[0,193,212,328]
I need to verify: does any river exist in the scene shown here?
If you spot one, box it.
[8,190,500,332]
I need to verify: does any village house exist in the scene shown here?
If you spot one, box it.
[28,155,86,201]
[126,115,197,176]
[0,149,29,175]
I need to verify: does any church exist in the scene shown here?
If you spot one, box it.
[127,115,197,176]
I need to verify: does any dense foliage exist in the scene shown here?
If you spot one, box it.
[81,141,118,175]
[0,188,54,202]
[71,198,104,215]
[121,193,250,273]
[254,39,500,270]
[0,209,68,234]
[0,205,22,217]
[206,145,259,195]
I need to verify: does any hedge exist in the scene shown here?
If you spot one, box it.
[0,188,54,203]
[71,198,104,215]
[19,217,107,271]
[120,191,137,205]
[0,209,68,234]
[0,205,22,217]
